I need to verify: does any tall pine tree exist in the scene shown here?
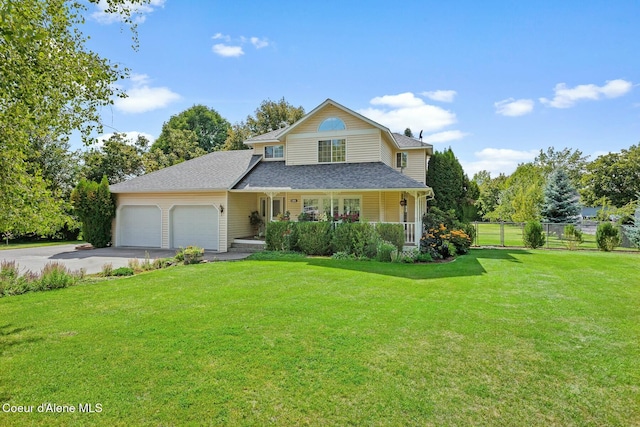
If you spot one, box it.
[541,168,580,223]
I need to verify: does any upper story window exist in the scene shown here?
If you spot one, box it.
[396,152,408,168]
[318,117,346,132]
[264,145,284,159]
[318,139,346,163]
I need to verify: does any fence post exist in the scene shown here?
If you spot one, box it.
[475,221,479,246]
[500,222,505,247]
[546,223,550,249]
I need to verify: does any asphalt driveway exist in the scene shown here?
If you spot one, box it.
[0,245,251,275]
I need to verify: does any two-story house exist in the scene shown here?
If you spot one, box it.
[109,99,434,251]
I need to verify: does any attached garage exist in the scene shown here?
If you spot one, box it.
[118,205,162,248]
[170,205,219,250]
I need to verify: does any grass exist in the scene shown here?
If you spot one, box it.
[1,249,639,426]
[0,240,84,251]
[474,222,636,251]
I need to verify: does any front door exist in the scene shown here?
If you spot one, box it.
[259,196,285,222]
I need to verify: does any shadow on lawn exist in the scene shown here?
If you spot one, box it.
[296,248,533,280]
[0,324,41,356]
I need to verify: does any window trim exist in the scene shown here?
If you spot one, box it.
[302,195,361,221]
[318,117,346,132]
[318,138,346,163]
[396,152,408,168]
[264,144,284,160]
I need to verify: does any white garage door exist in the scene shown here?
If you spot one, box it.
[118,205,162,248]
[171,205,219,250]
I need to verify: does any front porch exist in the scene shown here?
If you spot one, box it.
[228,189,432,248]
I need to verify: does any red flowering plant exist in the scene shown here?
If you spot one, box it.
[333,212,360,223]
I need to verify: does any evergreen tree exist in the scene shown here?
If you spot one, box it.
[541,168,580,223]
[404,128,413,138]
[70,176,116,248]
[426,148,465,220]
[623,197,640,249]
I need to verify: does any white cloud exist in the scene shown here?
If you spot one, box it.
[93,131,156,149]
[494,98,535,117]
[250,37,269,49]
[540,79,633,108]
[360,92,458,134]
[212,44,244,57]
[461,148,538,176]
[421,130,469,144]
[212,33,270,57]
[91,0,165,24]
[421,90,457,103]
[114,73,180,114]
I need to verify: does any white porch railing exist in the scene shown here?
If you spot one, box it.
[383,222,418,245]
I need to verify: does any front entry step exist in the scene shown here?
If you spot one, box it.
[230,239,265,253]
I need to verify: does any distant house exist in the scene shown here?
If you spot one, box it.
[580,206,602,220]
[109,99,434,251]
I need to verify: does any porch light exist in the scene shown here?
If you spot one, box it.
[219,204,224,214]
[400,198,407,206]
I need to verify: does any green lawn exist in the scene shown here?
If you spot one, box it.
[1,250,638,426]
[0,240,84,250]
[473,222,635,251]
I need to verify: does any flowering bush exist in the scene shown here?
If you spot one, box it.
[333,212,360,223]
[420,223,471,259]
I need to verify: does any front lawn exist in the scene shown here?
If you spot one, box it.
[1,250,638,425]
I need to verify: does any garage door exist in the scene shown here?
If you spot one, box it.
[118,205,162,248]
[171,205,219,250]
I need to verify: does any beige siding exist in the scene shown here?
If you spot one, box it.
[115,192,227,251]
[405,151,427,184]
[381,140,393,167]
[362,192,380,222]
[295,104,373,134]
[383,192,401,222]
[227,192,257,243]
[285,104,382,166]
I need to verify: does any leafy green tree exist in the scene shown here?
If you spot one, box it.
[541,168,581,223]
[246,97,305,135]
[153,105,230,154]
[623,197,640,249]
[144,129,206,172]
[473,171,508,221]
[223,122,252,151]
[0,0,150,235]
[533,147,589,188]
[581,144,640,207]
[427,148,465,220]
[70,176,116,248]
[404,128,414,138]
[83,133,148,184]
[494,163,545,222]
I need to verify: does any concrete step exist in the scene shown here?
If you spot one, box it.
[231,242,266,250]
[228,246,264,253]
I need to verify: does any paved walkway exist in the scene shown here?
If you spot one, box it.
[0,245,252,275]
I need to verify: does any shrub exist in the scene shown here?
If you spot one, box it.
[563,224,584,250]
[415,252,433,263]
[112,267,134,276]
[101,263,113,277]
[153,258,174,269]
[174,248,185,262]
[394,248,419,263]
[523,221,546,249]
[37,262,76,290]
[265,221,298,251]
[375,223,405,251]
[596,222,620,252]
[183,246,204,265]
[332,222,379,259]
[296,222,332,255]
[376,241,397,262]
[70,176,115,248]
[331,251,356,260]
[128,258,142,272]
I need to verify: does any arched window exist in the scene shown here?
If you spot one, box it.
[318,117,346,132]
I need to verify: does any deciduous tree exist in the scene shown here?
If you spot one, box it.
[153,105,230,154]
[82,133,148,184]
[581,144,640,207]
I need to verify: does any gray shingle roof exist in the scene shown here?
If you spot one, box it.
[110,150,261,193]
[244,126,290,143]
[233,161,428,191]
[392,133,433,149]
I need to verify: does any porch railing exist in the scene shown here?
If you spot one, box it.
[383,222,417,245]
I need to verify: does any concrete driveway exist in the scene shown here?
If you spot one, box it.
[0,245,251,275]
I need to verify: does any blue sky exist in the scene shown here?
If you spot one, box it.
[82,0,640,177]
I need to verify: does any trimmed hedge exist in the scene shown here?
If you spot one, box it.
[265,221,298,251]
[296,222,332,255]
[375,223,405,251]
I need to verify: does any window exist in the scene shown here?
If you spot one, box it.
[302,197,360,221]
[318,139,346,163]
[318,117,346,131]
[264,145,284,159]
[396,152,407,168]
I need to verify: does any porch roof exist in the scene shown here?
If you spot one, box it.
[232,161,430,192]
